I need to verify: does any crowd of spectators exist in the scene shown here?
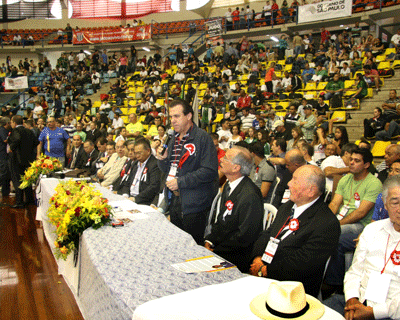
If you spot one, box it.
[1,7,400,319]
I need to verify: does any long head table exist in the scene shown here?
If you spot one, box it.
[36,178,244,320]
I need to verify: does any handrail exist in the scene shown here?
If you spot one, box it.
[0,88,30,110]
[0,0,396,48]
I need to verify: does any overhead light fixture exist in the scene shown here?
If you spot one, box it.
[270,36,279,42]
[142,47,150,52]
[340,25,344,27]
[84,50,91,55]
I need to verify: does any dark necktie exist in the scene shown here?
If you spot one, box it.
[221,182,231,205]
[277,207,295,240]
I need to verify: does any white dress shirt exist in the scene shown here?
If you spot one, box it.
[345,219,400,320]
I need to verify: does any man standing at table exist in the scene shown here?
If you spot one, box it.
[156,99,218,244]
[204,146,264,272]
[37,116,70,166]
[8,115,38,208]
[250,165,341,298]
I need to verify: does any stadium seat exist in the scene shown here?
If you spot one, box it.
[330,111,346,123]
[371,141,391,157]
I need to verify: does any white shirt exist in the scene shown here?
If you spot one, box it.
[112,117,124,129]
[33,105,43,119]
[217,129,232,150]
[344,219,400,320]
[225,11,233,22]
[153,85,162,95]
[279,197,320,241]
[226,176,245,196]
[77,52,86,61]
[130,157,150,197]
[241,114,256,131]
[174,72,185,81]
[391,34,400,46]
[320,155,347,192]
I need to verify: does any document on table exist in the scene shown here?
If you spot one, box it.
[113,210,149,221]
[171,256,236,273]
[109,200,139,211]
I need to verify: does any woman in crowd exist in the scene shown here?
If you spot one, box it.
[244,127,258,144]
[332,125,349,154]
[227,125,243,148]
[287,126,303,151]
[257,129,271,156]
[311,127,329,163]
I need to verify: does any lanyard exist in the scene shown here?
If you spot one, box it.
[346,177,364,207]
[382,234,400,274]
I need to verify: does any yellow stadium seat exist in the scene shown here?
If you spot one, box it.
[121,116,129,123]
[215,114,224,123]
[352,71,364,79]
[198,83,208,90]
[344,80,355,89]
[284,65,292,72]
[355,140,361,145]
[276,101,290,110]
[277,60,286,66]
[120,107,128,115]
[93,101,101,108]
[317,82,328,90]
[297,54,305,58]
[375,55,386,63]
[385,48,396,56]
[276,112,286,117]
[161,79,169,85]
[275,71,282,78]
[135,81,143,86]
[241,74,249,81]
[378,61,391,70]
[302,82,317,91]
[139,115,146,123]
[331,111,346,123]
[371,141,391,157]
[156,99,164,105]
[366,88,374,98]
[142,124,148,132]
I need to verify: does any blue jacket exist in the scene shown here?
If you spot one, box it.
[158,123,218,215]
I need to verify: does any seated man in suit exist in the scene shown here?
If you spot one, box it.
[250,165,341,298]
[112,140,135,193]
[82,140,99,175]
[67,134,86,169]
[119,138,160,205]
[86,121,102,143]
[204,146,264,273]
[96,140,127,187]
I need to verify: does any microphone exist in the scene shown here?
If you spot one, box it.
[161,131,173,155]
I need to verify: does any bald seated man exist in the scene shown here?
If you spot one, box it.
[250,165,341,298]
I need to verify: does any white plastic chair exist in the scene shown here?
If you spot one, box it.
[263,203,278,230]
[204,192,221,237]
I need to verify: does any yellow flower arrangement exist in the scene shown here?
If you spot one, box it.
[48,180,112,260]
[20,154,63,189]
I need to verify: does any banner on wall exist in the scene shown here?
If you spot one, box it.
[73,25,152,44]
[5,76,28,90]
[205,19,224,47]
[298,0,352,24]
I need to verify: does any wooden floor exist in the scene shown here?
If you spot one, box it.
[0,196,84,320]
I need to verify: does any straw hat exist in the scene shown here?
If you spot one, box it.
[250,281,325,320]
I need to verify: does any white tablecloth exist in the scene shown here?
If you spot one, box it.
[132,276,345,320]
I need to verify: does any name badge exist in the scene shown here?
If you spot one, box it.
[262,237,280,264]
[364,271,391,304]
[167,163,177,181]
[337,205,349,221]
[354,192,361,209]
